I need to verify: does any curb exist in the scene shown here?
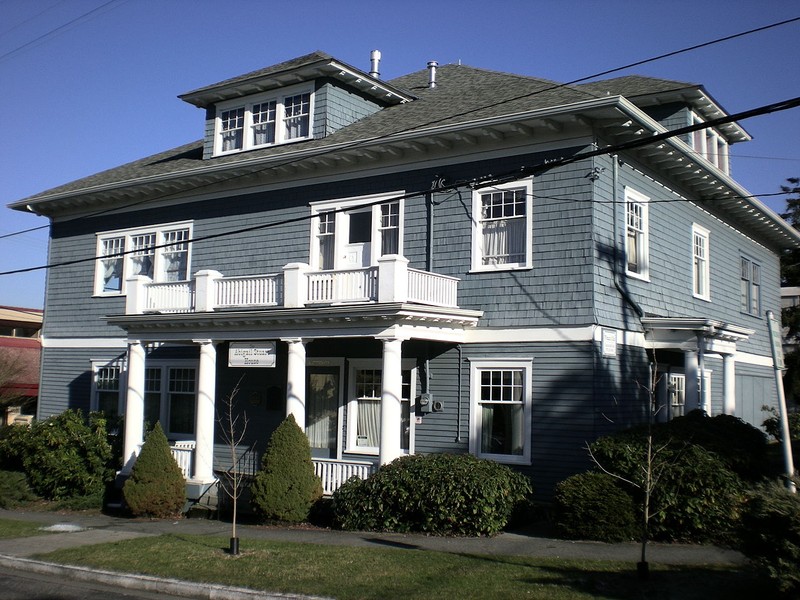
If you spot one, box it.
[0,554,331,600]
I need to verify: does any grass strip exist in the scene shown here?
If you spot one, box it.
[35,533,762,600]
[0,518,51,539]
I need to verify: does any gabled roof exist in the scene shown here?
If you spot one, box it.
[578,75,750,143]
[179,50,414,108]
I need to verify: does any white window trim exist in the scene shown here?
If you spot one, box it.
[90,358,126,416]
[692,223,711,301]
[624,187,650,281]
[471,178,533,272]
[309,192,405,270]
[213,83,315,157]
[345,358,416,456]
[665,369,712,418]
[94,221,193,297]
[469,358,533,465]
[306,357,346,461]
[740,256,762,317]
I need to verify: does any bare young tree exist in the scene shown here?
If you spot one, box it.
[217,376,248,555]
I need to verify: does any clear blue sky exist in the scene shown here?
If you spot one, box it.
[1,0,799,309]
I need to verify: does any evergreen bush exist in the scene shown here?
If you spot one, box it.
[739,482,800,596]
[0,470,38,508]
[0,410,114,500]
[332,453,533,536]
[123,422,186,518]
[552,472,638,542]
[250,415,322,523]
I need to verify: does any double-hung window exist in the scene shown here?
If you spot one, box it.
[92,362,123,417]
[140,362,198,439]
[625,188,649,279]
[741,257,761,316]
[472,179,533,271]
[692,224,710,301]
[94,222,192,295]
[469,358,532,465]
[214,85,313,156]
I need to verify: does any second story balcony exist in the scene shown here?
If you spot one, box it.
[125,255,461,315]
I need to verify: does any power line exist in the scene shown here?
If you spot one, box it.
[3,15,799,241]
[2,93,799,278]
[0,0,70,40]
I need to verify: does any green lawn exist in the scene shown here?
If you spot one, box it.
[0,517,50,539]
[35,534,762,600]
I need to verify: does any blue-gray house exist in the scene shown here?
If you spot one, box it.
[10,51,798,500]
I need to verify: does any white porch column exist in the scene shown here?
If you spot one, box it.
[722,353,736,415]
[684,349,700,413]
[284,338,307,429]
[122,340,146,474]
[194,340,217,482]
[379,337,404,466]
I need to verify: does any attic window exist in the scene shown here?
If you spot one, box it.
[213,84,313,156]
[690,112,729,174]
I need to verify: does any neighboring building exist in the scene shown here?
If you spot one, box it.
[9,51,799,502]
[0,306,42,425]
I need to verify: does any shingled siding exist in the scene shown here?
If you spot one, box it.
[591,152,780,359]
[315,80,383,136]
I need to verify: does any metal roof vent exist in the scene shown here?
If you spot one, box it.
[427,61,438,88]
[369,50,381,79]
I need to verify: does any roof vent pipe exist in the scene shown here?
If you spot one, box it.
[369,50,381,78]
[427,61,438,88]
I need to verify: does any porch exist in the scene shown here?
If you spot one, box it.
[126,255,460,315]
[169,442,374,496]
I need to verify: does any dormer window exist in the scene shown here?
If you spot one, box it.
[690,112,729,174]
[213,84,314,156]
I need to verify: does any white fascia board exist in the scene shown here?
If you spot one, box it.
[41,336,128,349]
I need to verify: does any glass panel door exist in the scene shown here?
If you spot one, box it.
[306,367,340,458]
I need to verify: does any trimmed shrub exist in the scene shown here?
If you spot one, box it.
[123,422,185,518]
[0,410,114,500]
[332,453,533,536]
[0,470,38,508]
[250,415,322,523]
[590,432,744,543]
[740,483,800,596]
[552,472,638,542]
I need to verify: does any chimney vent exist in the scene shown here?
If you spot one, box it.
[427,61,438,88]
[369,50,381,78]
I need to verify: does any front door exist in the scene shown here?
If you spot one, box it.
[343,208,372,268]
[306,366,340,458]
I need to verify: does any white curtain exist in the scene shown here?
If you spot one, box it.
[483,218,525,265]
[357,399,380,447]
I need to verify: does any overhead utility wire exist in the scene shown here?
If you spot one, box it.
[2,15,797,241]
[2,93,799,278]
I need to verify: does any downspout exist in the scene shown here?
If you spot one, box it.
[611,156,644,320]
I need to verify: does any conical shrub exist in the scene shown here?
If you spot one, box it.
[250,414,322,522]
[123,422,185,517]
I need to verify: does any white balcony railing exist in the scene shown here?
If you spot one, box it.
[170,441,196,479]
[128,255,459,314]
[312,458,375,496]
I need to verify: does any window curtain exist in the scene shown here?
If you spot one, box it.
[162,250,188,282]
[306,373,337,449]
[483,218,525,265]
[102,258,123,292]
[357,399,380,447]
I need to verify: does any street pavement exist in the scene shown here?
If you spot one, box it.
[0,507,747,599]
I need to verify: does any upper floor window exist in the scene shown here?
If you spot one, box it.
[692,224,710,301]
[741,257,761,316]
[95,222,192,296]
[690,112,729,174]
[310,193,404,271]
[625,187,649,280]
[214,85,314,156]
[471,179,533,272]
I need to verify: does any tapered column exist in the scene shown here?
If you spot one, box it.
[284,338,306,429]
[194,340,217,482]
[722,353,736,415]
[379,337,403,466]
[684,349,700,413]
[122,340,146,473]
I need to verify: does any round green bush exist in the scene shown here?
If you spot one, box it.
[332,453,533,536]
[0,470,39,508]
[123,422,186,518]
[590,431,744,543]
[250,415,322,523]
[0,410,114,500]
[740,483,800,596]
[552,472,638,542]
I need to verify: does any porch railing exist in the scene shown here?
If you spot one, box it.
[170,441,196,479]
[129,256,460,314]
[312,458,375,496]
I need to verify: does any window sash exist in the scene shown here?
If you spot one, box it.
[625,194,648,277]
[692,227,709,299]
[472,181,532,271]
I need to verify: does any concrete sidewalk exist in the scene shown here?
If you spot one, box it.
[0,507,747,599]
